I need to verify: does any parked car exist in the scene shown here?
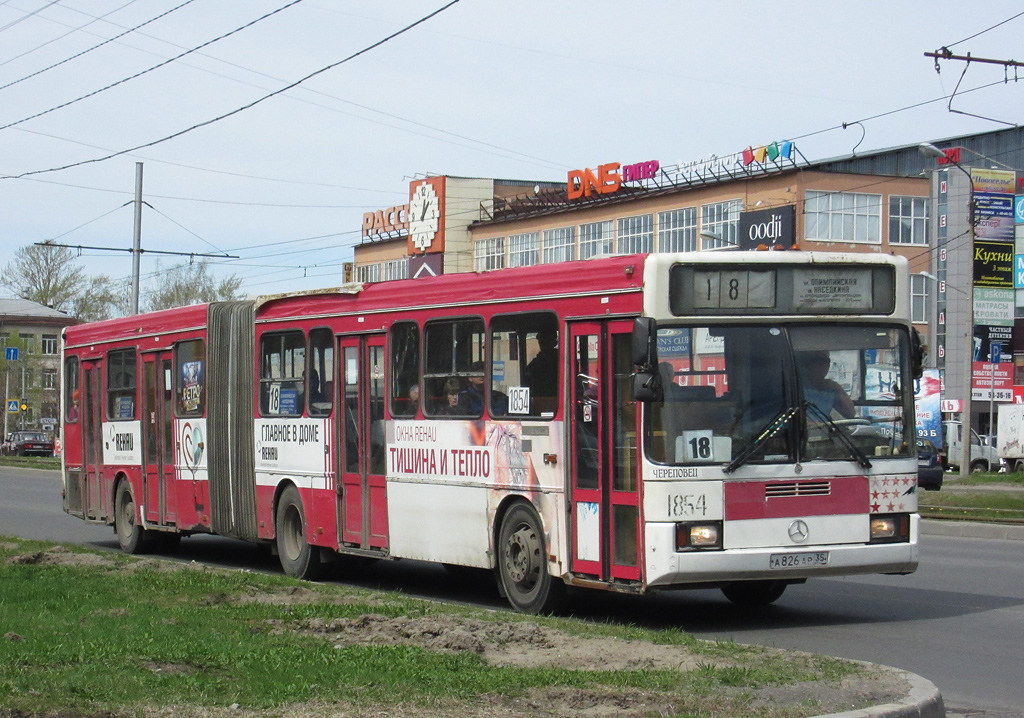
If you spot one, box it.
[2,431,55,457]
[916,438,943,491]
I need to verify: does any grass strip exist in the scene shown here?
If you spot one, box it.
[0,537,872,717]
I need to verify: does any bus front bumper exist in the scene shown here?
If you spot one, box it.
[644,514,920,589]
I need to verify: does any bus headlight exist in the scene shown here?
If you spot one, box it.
[676,521,723,551]
[869,513,910,543]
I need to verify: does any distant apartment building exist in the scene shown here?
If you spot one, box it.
[0,298,78,436]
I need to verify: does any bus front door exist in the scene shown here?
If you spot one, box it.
[141,353,176,526]
[80,360,105,521]
[337,334,388,551]
[568,321,641,584]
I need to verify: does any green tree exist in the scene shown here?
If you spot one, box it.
[144,260,243,311]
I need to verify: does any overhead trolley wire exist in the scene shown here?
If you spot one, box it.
[0,0,306,133]
[2,0,462,181]
[0,0,197,90]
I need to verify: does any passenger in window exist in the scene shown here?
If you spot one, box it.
[525,328,558,397]
[458,365,486,415]
[798,351,854,419]
[440,378,463,415]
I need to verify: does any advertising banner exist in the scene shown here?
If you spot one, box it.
[973,240,1014,287]
[914,369,942,443]
[972,325,1014,401]
[974,287,1015,326]
[972,169,1016,242]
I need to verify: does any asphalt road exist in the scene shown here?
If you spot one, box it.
[2,466,1022,717]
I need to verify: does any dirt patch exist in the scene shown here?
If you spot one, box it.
[8,545,112,568]
[287,612,715,672]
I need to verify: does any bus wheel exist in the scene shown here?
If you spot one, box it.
[114,481,153,554]
[721,580,787,606]
[497,503,565,614]
[275,485,323,580]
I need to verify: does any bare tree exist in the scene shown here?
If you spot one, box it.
[144,260,243,312]
[1,242,124,321]
[1,243,83,313]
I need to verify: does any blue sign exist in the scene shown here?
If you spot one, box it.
[4,347,18,361]
[1016,195,1024,224]
[991,342,1002,365]
[1017,255,1024,289]
[6,399,19,413]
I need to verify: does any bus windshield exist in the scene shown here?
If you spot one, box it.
[646,324,914,467]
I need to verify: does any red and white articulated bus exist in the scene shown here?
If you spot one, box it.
[61,251,923,613]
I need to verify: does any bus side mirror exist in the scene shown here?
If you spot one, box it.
[632,318,660,402]
[632,317,657,369]
[633,371,662,402]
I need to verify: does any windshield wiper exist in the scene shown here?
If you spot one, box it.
[803,402,873,469]
[723,406,800,474]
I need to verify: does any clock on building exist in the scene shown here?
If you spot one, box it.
[408,182,440,252]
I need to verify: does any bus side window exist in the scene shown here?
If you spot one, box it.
[259,331,305,416]
[389,322,420,418]
[107,348,137,420]
[308,328,334,417]
[65,356,80,423]
[423,317,484,418]
[491,312,559,420]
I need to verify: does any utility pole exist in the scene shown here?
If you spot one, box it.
[131,162,143,315]
[37,164,237,315]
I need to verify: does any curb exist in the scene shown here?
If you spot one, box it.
[817,669,944,718]
[921,518,1024,541]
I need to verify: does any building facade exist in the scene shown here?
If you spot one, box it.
[0,298,78,437]
[353,127,1024,438]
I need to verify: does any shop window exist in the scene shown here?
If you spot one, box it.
[508,232,540,267]
[890,196,929,245]
[699,200,741,248]
[805,191,881,243]
[617,214,653,254]
[657,208,697,252]
[543,227,575,263]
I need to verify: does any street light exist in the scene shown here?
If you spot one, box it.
[919,142,974,479]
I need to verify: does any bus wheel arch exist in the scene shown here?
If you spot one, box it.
[494,498,565,614]
[274,483,323,581]
[113,475,154,554]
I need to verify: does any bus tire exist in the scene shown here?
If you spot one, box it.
[497,502,565,614]
[275,485,323,580]
[114,480,154,554]
[721,580,787,606]
[969,460,987,473]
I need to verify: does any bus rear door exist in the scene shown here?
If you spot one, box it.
[141,352,176,526]
[337,334,388,551]
[80,359,106,520]
[568,321,641,584]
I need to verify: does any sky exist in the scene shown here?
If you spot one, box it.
[0,0,1022,302]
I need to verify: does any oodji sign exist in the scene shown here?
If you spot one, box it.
[737,205,795,250]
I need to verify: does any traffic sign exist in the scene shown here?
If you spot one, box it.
[4,347,18,361]
[6,399,19,413]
